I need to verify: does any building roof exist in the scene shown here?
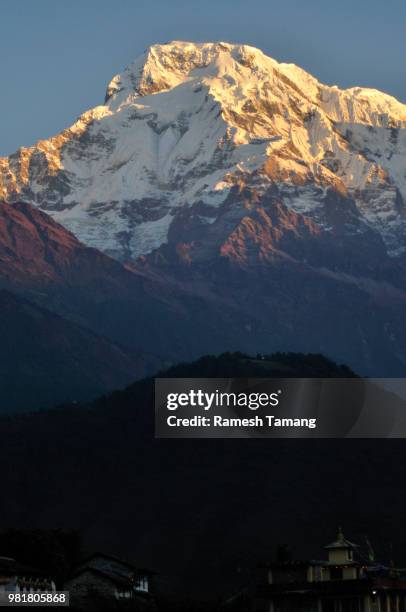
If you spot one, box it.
[67,567,153,597]
[325,528,359,550]
[0,555,51,578]
[72,567,133,588]
[79,552,155,575]
[262,560,363,570]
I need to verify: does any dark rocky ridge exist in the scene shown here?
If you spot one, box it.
[134,185,406,377]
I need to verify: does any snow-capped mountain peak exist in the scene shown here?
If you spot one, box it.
[2,41,406,260]
[106,42,275,104]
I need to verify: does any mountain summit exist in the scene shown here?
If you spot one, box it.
[2,41,406,260]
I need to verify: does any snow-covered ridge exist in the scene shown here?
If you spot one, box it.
[106,41,406,125]
[2,41,406,259]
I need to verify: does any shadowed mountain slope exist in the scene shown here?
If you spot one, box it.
[0,290,151,412]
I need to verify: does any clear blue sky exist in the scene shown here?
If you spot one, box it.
[1,0,405,155]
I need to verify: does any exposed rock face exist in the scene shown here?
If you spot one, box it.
[1,41,406,261]
[0,200,120,285]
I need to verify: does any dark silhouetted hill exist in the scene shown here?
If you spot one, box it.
[0,353,403,600]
